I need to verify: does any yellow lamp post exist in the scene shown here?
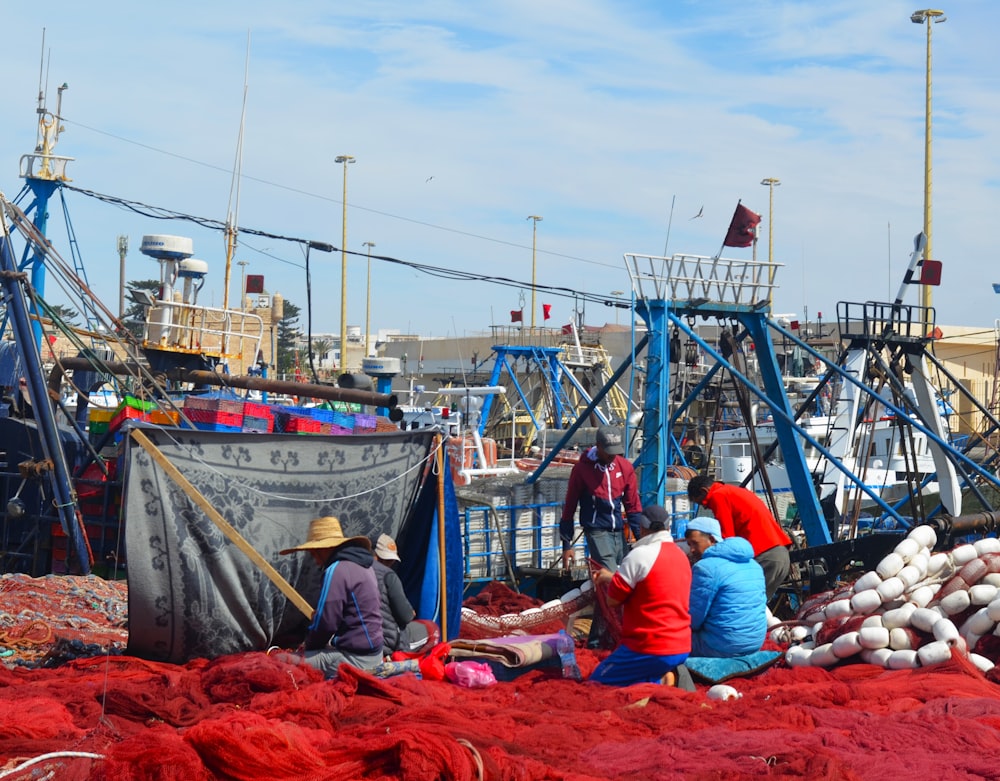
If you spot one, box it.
[760,177,780,305]
[335,154,356,368]
[527,215,542,328]
[911,9,946,321]
[363,241,375,357]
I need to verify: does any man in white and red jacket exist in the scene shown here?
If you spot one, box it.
[589,505,692,686]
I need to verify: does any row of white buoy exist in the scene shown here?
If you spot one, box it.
[770,524,1000,673]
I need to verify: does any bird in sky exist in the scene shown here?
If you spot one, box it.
[690,206,704,220]
[425,176,434,183]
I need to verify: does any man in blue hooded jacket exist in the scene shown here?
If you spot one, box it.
[684,516,766,658]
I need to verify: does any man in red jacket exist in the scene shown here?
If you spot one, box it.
[686,474,791,600]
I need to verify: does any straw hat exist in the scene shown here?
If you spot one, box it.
[279,516,372,555]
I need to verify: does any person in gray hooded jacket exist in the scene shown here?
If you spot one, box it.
[685,516,767,658]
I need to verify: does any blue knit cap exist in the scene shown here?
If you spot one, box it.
[686,516,722,542]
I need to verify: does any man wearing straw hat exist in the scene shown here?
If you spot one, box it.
[279,516,384,677]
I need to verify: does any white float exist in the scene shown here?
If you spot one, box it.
[917,640,953,667]
[876,552,906,579]
[887,649,920,669]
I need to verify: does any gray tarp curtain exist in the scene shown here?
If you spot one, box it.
[124,425,435,663]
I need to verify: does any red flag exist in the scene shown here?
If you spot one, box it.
[245,274,265,294]
[542,303,552,320]
[510,309,523,323]
[723,202,761,248]
[561,323,574,335]
[918,259,942,286]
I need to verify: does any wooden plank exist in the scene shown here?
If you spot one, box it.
[130,428,315,620]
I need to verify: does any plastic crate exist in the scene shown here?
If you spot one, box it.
[149,409,181,426]
[109,405,150,433]
[375,418,399,433]
[242,415,274,433]
[88,408,115,425]
[192,421,242,432]
[243,401,274,420]
[329,424,353,436]
[309,407,335,424]
[119,395,158,413]
[184,396,245,415]
[186,408,244,428]
[286,417,323,434]
[353,413,377,431]
[331,411,355,431]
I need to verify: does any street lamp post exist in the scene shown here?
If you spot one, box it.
[610,290,624,325]
[760,177,781,305]
[527,215,542,328]
[363,241,375,357]
[116,235,128,321]
[911,9,946,321]
[237,260,249,311]
[305,241,334,384]
[335,154,356,369]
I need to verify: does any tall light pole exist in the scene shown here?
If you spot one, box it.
[760,177,781,305]
[335,154,355,368]
[527,215,542,328]
[363,241,375,357]
[911,9,945,320]
[116,235,128,320]
[237,260,249,311]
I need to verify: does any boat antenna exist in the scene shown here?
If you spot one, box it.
[223,30,251,315]
[662,194,676,257]
[36,29,46,115]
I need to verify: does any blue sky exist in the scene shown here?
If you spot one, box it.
[3,1,998,340]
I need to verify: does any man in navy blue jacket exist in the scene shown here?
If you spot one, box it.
[280,516,384,677]
[685,516,767,658]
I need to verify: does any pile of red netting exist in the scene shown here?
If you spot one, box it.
[3,575,1000,779]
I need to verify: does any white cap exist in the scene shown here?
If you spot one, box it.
[375,533,401,562]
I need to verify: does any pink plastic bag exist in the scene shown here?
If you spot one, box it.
[444,660,497,688]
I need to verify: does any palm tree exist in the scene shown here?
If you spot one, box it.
[311,338,333,376]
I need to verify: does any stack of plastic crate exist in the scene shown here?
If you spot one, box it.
[183,396,245,432]
[109,395,157,434]
[241,401,275,433]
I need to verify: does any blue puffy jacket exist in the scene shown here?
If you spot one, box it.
[689,536,767,657]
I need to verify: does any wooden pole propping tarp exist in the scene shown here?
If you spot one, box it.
[130,428,315,620]
[436,434,448,640]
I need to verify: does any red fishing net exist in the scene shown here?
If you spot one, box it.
[3,576,1000,780]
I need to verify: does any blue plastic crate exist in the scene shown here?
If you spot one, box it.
[193,421,242,433]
